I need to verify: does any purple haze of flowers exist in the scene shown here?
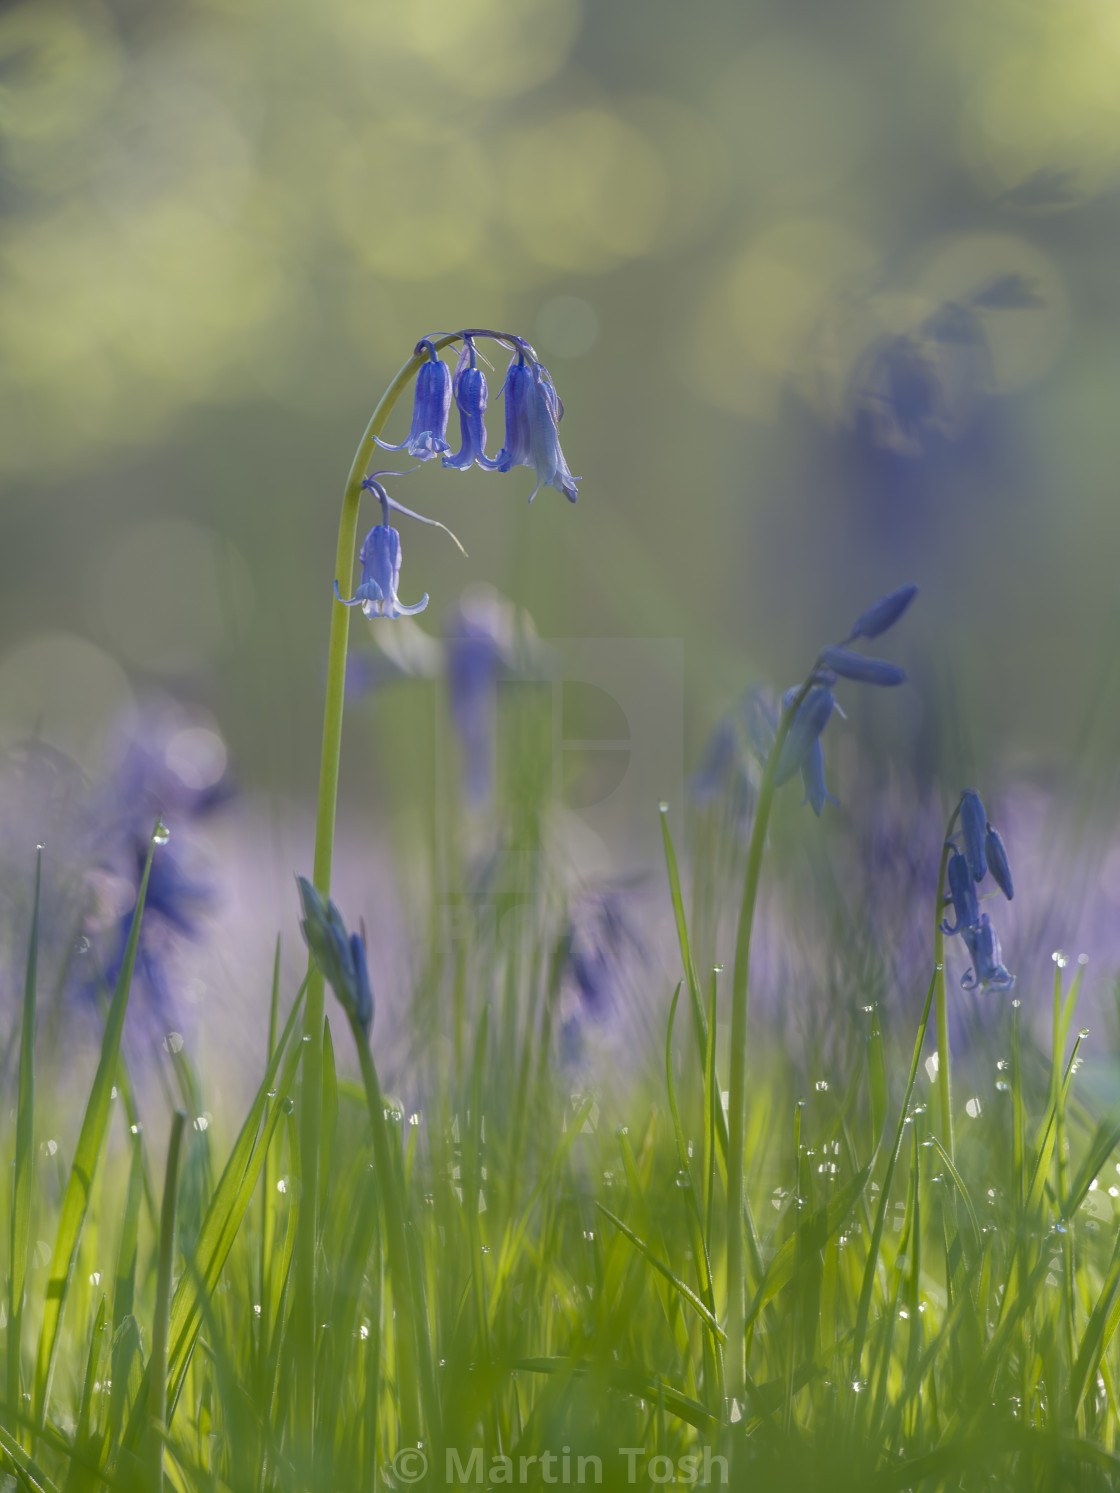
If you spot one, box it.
[375,340,452,461]
[335,525,428,619]
[442,340,501,473]
[960,789,988,881]
[940,849,980,934]
[297,876,374,1038]
[495,353,579,503]
[961,912,1015,992]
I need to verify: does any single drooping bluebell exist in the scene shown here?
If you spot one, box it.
[961,913,1015,993]
[940,789,1016,991]
[442,340,500,473]
[297,876,374,1038]
[336,525,429,619]
[959,789,988,881]
[847,584,918,641]
[985,825,1014,900]
[375,340,452,461]
[495,352,579,503]
[940,849,980,934]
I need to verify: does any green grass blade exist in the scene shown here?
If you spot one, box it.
[111,1133,144,1335]
[595,1203,725,1341]
[32,829,158,1431]
[7,848,41,1429]
[145,1110,186,1492]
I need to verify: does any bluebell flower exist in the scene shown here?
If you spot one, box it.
[817,645,906,687]
[800,737,837,817]
[985,824,1014,900]
[444,586,535,802]
[336,525,428,619]
[375,340,452,461]
[442,341,500,473]
[297,876,374,1038]
[959,789,988,881]
[774,686,835,786]
[563,885,645,1017]
[961,912,1015,992]
[690,715,741,805]
[847,584,919,641]
[495,353,579,503]
[940,849,979,934]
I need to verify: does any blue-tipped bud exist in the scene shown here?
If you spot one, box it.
[941,849,980,934]
[961,912,1015,993]
[985,824,1013,900]
[496,354,579,502]
[443,342,501,473]
[297,877,374,1038]
[848,584,918,640]
[959,789,987,881]
[375,342,452,461]
[817,645,906,687]
[774,686,835,786]
[336,525,429,619]
[800,736,837,816]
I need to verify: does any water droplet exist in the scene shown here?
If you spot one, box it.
[815,1080,829,1092]
[89,1271,101,1286]
[862,1004,874,1013]
[996,1080,1010,1092]
[35,841,45,852]
[658,801,669,814]
[153,821,171,846]
[1080,1027,1090,1039]
[276,1178,288,1194]
[934,962,944,973]
[712,964,724,974]
[582,1230,595,1241]
[996,1059,1009,1071]
[283,1097,294,1114]
[129,1123,142,1135]
[965,1097,982,1118]
[359,1323,369,1339]
[1011,998,1021,1008]
[1078,953,1089,966]
[193,1114,210,1131]
[163,1031,184,1054]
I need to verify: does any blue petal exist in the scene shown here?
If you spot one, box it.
[848,584,918,640]
[774,687,835,786]
[959,789,987,881]
[817,646,906,687]
[985,825,1014,900]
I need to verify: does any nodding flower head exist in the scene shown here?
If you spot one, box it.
[961,912,1015,993]
[297,877,374,1038]
[959,789,988,881]
[495,352,579,503]
[375,340,452,461]
[940,849,980,935]
[336,525,428,619]
[442,340,500,473]
[774,685,836,786]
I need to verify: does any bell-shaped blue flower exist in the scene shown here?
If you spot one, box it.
[800,737,837,816]
[336,525,428,619]
[817,645,906,687]
[375,341,452,461]
[961,912,1015,992]
[847,584,919,641]
[495,353,579,503]
[297,876,374,1037]
[985,824,1014,900]
[940,849,980,934]
[774,686,835,786]
[959,789,987,881]
[443,341,501,473]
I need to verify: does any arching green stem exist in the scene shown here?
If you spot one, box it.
[294,333,461,1446]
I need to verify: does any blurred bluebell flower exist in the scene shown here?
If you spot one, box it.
[847,583,919,641]
[297,876,374,1038]
[445,586,540,802]
[985,824,1014,900]
[336,525,428,619]
[817,645,906,687]
[940,849,980,935]
[959,790,988,881]
[799,737,837,817]
[774,686,835,786]
[442,340,500,473]
[375,340,452,461]
[961,912,1015,992]
[690,715,741,805]
[563,885,646,1017]
[495,353,579,503]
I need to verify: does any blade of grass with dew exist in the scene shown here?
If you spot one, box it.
[7,848,41,1435]
[145,1110,186,1492]
[32,828,158,1432]
[60,1295,106,1493]
[849,967,937,1385]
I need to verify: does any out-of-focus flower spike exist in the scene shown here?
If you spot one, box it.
[297,876,375,1038]
[774,686,835,786]
[817,645,906,687]
[959,789,988,881]
[961,912,1015,992]
[847,584,918,641]
[940,849,980,934]
[800,737,837,816]
[985,824,1014,900]
[374,340,452,461]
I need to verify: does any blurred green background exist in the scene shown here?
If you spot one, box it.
[2,0,1120,804]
